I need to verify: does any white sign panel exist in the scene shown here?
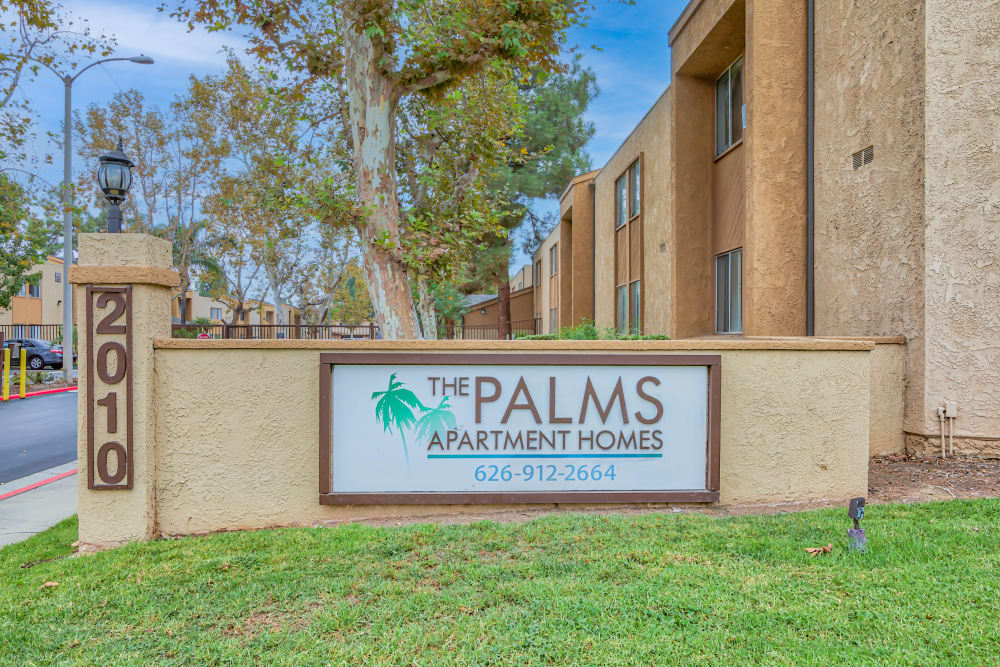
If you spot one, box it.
[323,354,720,503]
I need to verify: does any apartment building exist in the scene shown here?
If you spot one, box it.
[171,290,300,326]
[509,264,533,292]
[538,0,999,455]
[0,255,76,337]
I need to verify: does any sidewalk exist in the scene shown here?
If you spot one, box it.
[0,462,77,548]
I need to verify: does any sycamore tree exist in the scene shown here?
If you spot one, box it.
[329,259,373,325]
[74,89,221,323]
[200,175,266,325]
[395,62,525,339]
[184,58,306,327]
[1,0,113,163]
[170,0,596,339]
[297,225,359,326]
[0,173,48,308]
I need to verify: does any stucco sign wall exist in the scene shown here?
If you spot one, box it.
[319,353,721,504]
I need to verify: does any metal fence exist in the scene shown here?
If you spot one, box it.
[172,318,543,341]
[0,324,63,342]
[447,318,541,340]
[171,323,380,340]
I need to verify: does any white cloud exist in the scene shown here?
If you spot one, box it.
[61,0,247,68]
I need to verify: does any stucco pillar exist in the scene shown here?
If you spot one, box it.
[743,0,808,336]
[70,233,178,549]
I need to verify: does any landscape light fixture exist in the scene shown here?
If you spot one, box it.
[847,496,867,552]
[97,139,135,233]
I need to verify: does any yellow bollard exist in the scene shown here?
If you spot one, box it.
[1,347,8,401]
[19,347,26,398]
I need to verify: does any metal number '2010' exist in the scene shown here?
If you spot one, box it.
[87,287,132,490]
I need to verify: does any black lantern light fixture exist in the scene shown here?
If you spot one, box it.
[97,139,135,233]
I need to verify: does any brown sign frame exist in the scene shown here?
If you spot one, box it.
[318,352,721,505]
[86,285,134,490]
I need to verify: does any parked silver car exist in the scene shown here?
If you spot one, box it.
[1,338,76,370]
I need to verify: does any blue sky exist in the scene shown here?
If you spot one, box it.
[20,0,690,264]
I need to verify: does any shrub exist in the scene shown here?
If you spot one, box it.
[518,320,670,341]
[173,317,213,339]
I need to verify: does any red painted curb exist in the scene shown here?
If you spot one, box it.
[2,385,78,401]
[0,469,77,502]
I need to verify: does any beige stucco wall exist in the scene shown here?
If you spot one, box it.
[814,0,926,436]
[593,88,673,335]
[921,0,1000,446]
[868,341,906,455]
[139,338,871,540]
[815,0,1000,455]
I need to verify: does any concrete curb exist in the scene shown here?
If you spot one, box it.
[0,468,77,502]
[1,386,78,401]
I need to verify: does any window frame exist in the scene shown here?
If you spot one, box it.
[714,248,743,335]
[715,56,745,158]
[615,285,627,334]
[613,155,644,334]
[628,280,641,335]
[549,243,558,276]
[615,173,627,229]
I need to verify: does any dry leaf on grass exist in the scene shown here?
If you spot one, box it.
[40,581,60,589]
[804,544,832,556]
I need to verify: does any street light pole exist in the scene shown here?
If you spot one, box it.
[61,75,73,383]
[48,55,154,382]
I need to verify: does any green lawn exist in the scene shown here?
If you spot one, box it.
[2,501,998,665]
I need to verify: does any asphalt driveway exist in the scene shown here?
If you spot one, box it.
[0,391,78,483]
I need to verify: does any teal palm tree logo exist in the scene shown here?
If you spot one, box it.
[371,373,455,464]
[414,396,457,447]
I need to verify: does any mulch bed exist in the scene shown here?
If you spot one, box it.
[869,453,1000,503]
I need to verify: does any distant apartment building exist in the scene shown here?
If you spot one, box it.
[171,290,300,327]
[0,255,76,338]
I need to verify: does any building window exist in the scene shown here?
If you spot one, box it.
[628,161,640,219]
[715,248,743,334]
[534,260,541,285]
[549,308,558,333]
[18,282,40,298]
[615,174,627,228]
[616,159,641,229]
[55,272,61,283]
[715,57,744,156]
[628,281,640,334]
[616,285,627,334]
[549,244,558,275]
[210,307,222,320]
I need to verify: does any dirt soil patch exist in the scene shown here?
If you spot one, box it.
[868,454,1000,503]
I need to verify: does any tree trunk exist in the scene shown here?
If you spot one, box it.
[344,13,422,339]
[265,263,286,330]
[497,273,512,340]
[176,270,191,325]
[416,276,437,340]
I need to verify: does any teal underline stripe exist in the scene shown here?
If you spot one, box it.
[426,454,663,459]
